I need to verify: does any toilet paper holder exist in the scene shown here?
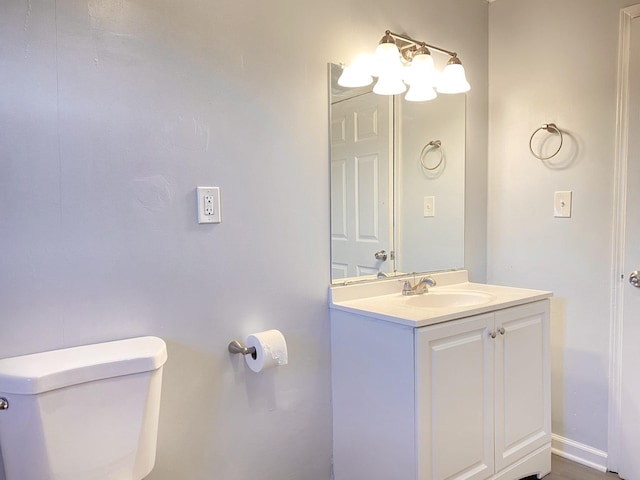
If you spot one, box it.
[228,340,257,359]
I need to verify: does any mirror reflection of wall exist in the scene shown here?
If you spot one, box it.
[329,63,465,284]
[395,95,465,273]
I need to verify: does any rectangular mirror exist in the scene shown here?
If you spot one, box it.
[329,63,465,283]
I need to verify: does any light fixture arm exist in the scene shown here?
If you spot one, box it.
[385,30,458,59]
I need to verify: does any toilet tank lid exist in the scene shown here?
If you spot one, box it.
[0,336,167,395]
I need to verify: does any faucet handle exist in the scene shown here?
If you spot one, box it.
[421,276,436,287]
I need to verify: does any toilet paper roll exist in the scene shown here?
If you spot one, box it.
[245,329,288,373]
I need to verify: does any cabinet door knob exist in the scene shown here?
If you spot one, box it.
[489,330,497,339]
[498,327,505,335]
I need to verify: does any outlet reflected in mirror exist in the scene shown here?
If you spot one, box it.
[329,63,465,283]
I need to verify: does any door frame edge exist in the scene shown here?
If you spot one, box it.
[608,4,640,473]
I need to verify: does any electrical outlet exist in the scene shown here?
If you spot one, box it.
[204,195,215,215]
[197,187,221,224]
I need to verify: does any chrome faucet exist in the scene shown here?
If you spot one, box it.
[402,275,436,296]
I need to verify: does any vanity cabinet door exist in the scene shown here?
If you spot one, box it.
[416,313,495,480]
[494,301,551,472]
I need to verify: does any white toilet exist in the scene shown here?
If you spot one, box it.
[0,336,167,480]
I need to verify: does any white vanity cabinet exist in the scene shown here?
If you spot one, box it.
[331,298,550,480]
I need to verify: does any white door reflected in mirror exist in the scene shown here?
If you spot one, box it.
[329,63,466,283]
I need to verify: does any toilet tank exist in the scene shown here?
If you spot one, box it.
[0,336,167,480]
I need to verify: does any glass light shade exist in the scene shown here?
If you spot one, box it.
[429,70,442,88]
[373,74,406,95]
[405,83,437,102]
[374,42,404,77]
[437,63,471,94]
[404,53,435,86]
[338,64,373,88]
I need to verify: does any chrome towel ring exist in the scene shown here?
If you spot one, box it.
[529,123,563,160]
[420,140,444,171]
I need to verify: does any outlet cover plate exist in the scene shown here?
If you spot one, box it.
[197,187,221,224]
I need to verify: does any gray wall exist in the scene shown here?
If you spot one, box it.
[488,0,632,462]
[0,0,488,478]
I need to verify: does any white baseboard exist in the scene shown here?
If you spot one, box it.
[551,434,608,473]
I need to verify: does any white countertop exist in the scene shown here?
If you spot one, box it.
[329,271,552,328]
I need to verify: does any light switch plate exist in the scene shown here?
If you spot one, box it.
[554,191,572,218]
[197,187,221,224]
[424,196,435,217]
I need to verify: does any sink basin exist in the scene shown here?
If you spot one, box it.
[404,290,494,308]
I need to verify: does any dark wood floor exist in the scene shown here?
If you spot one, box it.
[540,455,619,480]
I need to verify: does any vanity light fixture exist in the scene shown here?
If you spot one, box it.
[338,30,470,101]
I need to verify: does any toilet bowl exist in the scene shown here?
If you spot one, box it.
[0,336,167,480]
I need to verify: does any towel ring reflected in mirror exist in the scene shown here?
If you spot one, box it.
[529,123,564,160]
[420,140,445,171]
